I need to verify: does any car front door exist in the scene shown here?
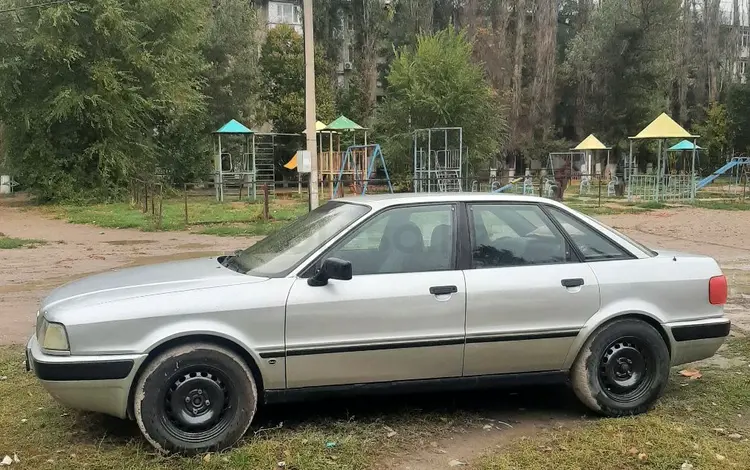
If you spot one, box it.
[284,203,466,388]
[462,202,600,376]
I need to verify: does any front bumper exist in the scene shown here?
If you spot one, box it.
[26,335,147,419]
[666,317,731,366]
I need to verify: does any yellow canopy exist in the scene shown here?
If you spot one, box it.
[573,134,609,151]
[631,113,697,139]
[301,121,336,134]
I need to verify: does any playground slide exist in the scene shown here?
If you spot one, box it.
[492,177,524,193]
[696,157,750,190]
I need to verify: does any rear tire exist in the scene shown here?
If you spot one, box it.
[133,343,257,454]
[571,318,669,416]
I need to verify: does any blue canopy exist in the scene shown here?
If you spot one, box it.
[215,119,253,134]
[667,139,702,151]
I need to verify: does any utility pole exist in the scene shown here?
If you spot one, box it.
[303,0,319,209]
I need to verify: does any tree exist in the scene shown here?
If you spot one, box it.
[562,0,681,149]
[203,0,262,126]
[376,28,508,177]
[0,0,209,201]
[693,102,730,171]
[258,25,336,133]
[727,83,750,154]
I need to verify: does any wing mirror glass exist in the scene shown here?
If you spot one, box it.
[308,257,352,286]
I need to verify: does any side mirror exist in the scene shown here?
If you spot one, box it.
[308,257,352,286]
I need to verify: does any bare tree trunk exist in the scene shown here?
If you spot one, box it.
[704,0,720,103]
[574,0,593,140]
[511,0,527,145]
[530,0,557,139]
[729,0,741,81]
[352,0,383,120]
[677,0,692,124]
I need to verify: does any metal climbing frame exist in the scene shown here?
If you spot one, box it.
[413,127,464,193]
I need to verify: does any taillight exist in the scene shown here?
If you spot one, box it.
[709,275,727,305]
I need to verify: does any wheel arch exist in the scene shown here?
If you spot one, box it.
[126,334,266,420]
[563,312,672,370]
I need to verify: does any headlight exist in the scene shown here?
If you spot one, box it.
[38,319,70,352]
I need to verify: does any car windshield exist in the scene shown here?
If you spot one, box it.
[235,201,370,277]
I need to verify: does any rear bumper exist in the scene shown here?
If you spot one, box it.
[26,335,147,419]
[667,318,731,366]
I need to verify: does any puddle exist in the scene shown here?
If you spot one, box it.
[124,251,223,267]
[105,239,158,246]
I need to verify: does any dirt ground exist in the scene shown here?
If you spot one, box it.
[0,198,256,344]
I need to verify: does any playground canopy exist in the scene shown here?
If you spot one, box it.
[302,121,333,134]
[324,115,366,131]
[668,140,703,151]
[215,119,254,134]
[631,113,697,140]
[573,134,610,151]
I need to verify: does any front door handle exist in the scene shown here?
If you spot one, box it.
[561,278,584,288]
[430,285,458,295]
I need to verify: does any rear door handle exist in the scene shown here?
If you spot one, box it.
[561,278,584,288]
[430,285,458,295]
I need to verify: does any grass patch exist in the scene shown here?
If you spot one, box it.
[637,200,668,209]
[0,232,46,249]
[564,203,646,216]
[477,336,750,470]
[42,197,308,236]
[692,200,750,211]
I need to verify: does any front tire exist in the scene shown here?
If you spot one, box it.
[571,318,670,416]
[133,343,257,454]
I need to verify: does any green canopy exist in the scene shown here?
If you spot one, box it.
[215,119,254,134]
[324,115,365,131]
[667,139,702,152]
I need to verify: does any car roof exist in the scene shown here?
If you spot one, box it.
[336,192,563,210]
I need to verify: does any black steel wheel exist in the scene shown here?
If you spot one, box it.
[134,343,257,454]
[572,318,669,417]
[597,336,655,403]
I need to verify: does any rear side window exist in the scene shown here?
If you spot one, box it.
[546,207,631,261]
[469,204,573,268]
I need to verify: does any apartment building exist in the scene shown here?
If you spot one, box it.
[725,0,750,83]
[256,0,302,35]
[735,26,749,83]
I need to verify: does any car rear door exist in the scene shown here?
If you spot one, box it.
[462,202,600,376]
[284,203,467,388]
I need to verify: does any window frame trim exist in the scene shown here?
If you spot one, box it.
[299,202,460,278]
[463,201,581,270]
[540,203,637,262]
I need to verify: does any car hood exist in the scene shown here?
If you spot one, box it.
[42,257,268,312]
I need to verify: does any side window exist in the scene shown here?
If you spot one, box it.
[546,207,631,261]
[470,204,572,268]
[327,204,455,275]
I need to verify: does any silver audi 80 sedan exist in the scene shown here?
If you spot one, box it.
[27,193,730,453]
